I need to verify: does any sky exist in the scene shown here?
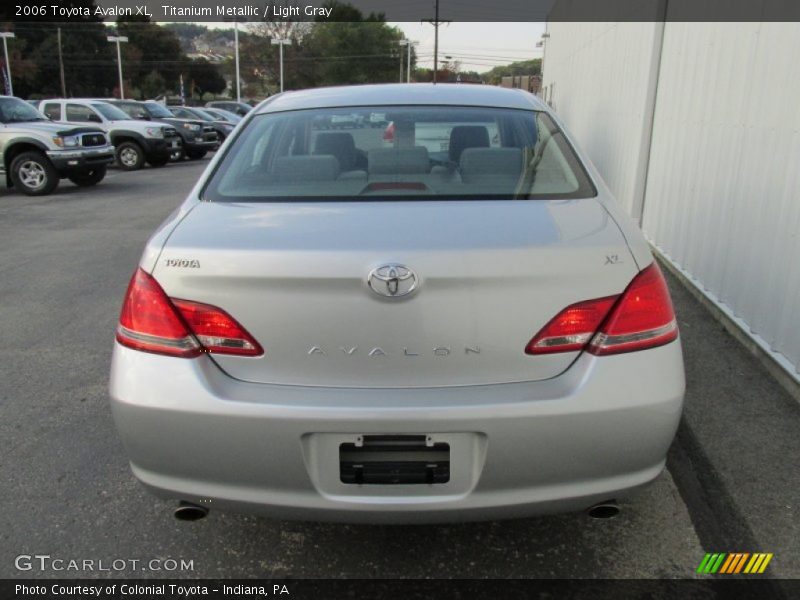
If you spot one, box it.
[391,22,546,72]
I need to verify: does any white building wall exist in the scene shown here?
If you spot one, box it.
[542,22,661,219]
[543,21,800,381]
[642,22,800,379]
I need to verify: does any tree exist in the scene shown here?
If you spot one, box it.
[9,1,117,98]
[482,59,542,85]
[116,15,184,96]
[300,4,405,87]
[186,58,226,97]
[139,70,167,99]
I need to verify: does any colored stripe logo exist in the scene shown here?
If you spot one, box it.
[697,553,773,574]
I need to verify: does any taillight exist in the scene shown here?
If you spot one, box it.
[588,263,678,355]
[117,268,201,357]
[116,268,262,358]
[525,262,678,356]
[172,299,262,356]
[525,296,618,354]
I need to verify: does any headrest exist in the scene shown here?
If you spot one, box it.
[314,132,357,171]
[449,125,490,162]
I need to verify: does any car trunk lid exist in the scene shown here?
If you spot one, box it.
[153,199,638,387]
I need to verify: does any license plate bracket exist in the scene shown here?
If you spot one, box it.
[339,435,450,485]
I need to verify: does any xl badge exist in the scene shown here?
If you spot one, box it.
[367,264,418,298]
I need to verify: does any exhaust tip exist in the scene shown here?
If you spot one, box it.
[586,501,619,519]
[174,501,209,521]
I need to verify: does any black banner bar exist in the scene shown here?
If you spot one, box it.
[3,0,800,23]
[4,579,800,600]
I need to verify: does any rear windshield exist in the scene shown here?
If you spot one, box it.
[203,105,595,202]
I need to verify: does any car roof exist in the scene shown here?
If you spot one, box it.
[40,98,116,104]
[255,83,546,114]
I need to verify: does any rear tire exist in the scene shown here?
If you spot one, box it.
[186,149,207,160]
[67,166,107,187]
[116,141,145,171]
[10,151,60,196]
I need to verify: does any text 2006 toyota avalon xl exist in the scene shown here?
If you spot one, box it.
[109,84,684,523]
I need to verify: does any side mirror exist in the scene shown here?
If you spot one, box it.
[137,114,150,120]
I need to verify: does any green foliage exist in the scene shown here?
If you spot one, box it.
[117,16,184,94]
[481,59,542,85]
[9,1,533,101]
[302,20,404,87]
[139,70,166,99]
[11,9,118,98]
[186,58,227,96]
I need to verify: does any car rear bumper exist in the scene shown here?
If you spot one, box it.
[109,340,684,523]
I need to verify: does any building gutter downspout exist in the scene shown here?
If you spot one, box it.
[633,0,669,226]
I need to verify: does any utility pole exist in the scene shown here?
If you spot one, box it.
[57,28,66,97]
[423,0,449,84]
[0,32,15,96]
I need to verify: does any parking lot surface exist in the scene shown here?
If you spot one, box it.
[0,162,797,580]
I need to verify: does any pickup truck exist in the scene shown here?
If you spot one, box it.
[38,99,181,171]
[1,96,114,196]
[108,100,219,160]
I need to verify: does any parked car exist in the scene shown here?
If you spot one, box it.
[108,100,218,160]
[38,99,181,170]
[205,100,252,117]
[110,84,685,523]
[166,106,235,142]
[200,107,242,124]
[0,96,114,195]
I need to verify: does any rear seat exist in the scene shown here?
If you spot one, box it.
[459,148,523,183]
[368,147,431,175]
[273,155,340,182]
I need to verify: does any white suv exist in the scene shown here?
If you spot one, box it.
[38,99,181,170]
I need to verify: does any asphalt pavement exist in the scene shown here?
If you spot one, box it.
[0,161,797,581]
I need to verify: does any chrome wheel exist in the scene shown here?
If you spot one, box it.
[19,160,46,190]
[119,147,140,167]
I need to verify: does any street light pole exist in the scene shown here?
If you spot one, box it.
[398,41,404,83]
[398,40,407,83]
[234,21,241,102]
[107,35,128,99]
[407,41,417,83]
[271,38,291,92]
[540,31,550,103]
[399,40,418,84]
[0,32,15,96]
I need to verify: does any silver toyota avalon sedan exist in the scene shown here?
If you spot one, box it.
[109,84,685,523]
